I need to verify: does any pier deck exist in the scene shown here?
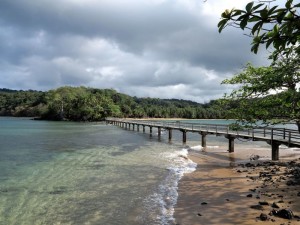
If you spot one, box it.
[106,118,300,160]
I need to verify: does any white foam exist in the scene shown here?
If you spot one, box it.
[189,145,203,151]
[188,145,220,150]
[141,147,197,224]
[206,145,220,149]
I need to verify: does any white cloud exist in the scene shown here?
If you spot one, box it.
[0,0,277,102]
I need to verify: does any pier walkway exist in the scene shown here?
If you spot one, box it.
[106,118,300,160]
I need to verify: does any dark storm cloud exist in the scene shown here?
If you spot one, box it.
[0,0,272,102]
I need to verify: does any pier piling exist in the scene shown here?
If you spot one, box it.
[106,118,300,161]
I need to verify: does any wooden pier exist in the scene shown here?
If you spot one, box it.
[106,118,300,160]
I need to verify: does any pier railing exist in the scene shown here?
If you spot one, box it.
[106,118,300,160]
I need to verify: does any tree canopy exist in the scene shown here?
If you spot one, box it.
[0,87,225,121]
[218,0,300,59]
[219,0,300,131]
[222,53,300,130]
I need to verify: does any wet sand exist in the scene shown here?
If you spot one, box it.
[174,147,300,225]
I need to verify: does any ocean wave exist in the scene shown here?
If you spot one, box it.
[140,147,197,224]
[188,145,220,150]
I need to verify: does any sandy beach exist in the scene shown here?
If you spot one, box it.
[174,146,300,225]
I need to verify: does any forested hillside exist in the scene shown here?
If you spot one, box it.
[0,86,225,121]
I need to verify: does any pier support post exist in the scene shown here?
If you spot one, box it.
[143,125,145,133]
[168,129,172,141]
[133,124,135,131]
[158,127,161,137]
[182,130,187,143]
[201,132,207,148]
[125,123,128,129]
[271,141,280,161]
[150,126,153,136]
[137,125,140,131]
[226,135,235,153]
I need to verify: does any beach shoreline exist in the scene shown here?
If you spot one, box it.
[174,146,300,225]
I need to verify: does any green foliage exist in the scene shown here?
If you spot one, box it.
[229,123,244,131]
[218,0,300,59]
[43,86,121,121]
[0,89,46,117]
[222,54,300,130]
[0,86,226,121]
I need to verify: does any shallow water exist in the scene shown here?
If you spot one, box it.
[1,117,297,225]
[0,117,197,225]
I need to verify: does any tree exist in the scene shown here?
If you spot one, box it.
[218,0,300,59]
[218,0,300,130]
[222,54,300,131]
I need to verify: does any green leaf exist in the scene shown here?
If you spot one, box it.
[267,31,275,38]
[232,10,243,17]
[260,8,268,20]
[252,21,262,35]
[218,19,228,33]
[273,39,283,49]
[266,39,273,49]
[248,16,260,22]
[252,3,264,12]
[273,24,279,34]
[246,2,254,13]
[285,0,292,9]
[285,12,294,20]
[268,6,278,15]
[240,17,249,30]
[253,35,261,43]
[276,11,286,23]
[251,43,259,54]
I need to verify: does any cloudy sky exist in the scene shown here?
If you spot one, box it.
[0,0,273,103]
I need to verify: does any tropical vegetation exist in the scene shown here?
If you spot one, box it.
[218,0,300,131]
[0,86,225,121]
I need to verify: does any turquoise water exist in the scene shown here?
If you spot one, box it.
[0,117,197,225]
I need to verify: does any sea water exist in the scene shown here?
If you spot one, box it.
[1,117,298,225]
[0,117,197,225]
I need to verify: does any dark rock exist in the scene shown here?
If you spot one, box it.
[297,192,300,197]
[286,180,296,186]
[259,201,269,206]
[272,209,294,219]
[245,163,255,167]
[250,155,260,161]
[260,171,272,178]
[247,194,253,198]
[250,205,264,210]
[271,202,280,208]
[201,202,208,205]
[249,188,256,192]
[260,213,268,221]
[197,213,202,216]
